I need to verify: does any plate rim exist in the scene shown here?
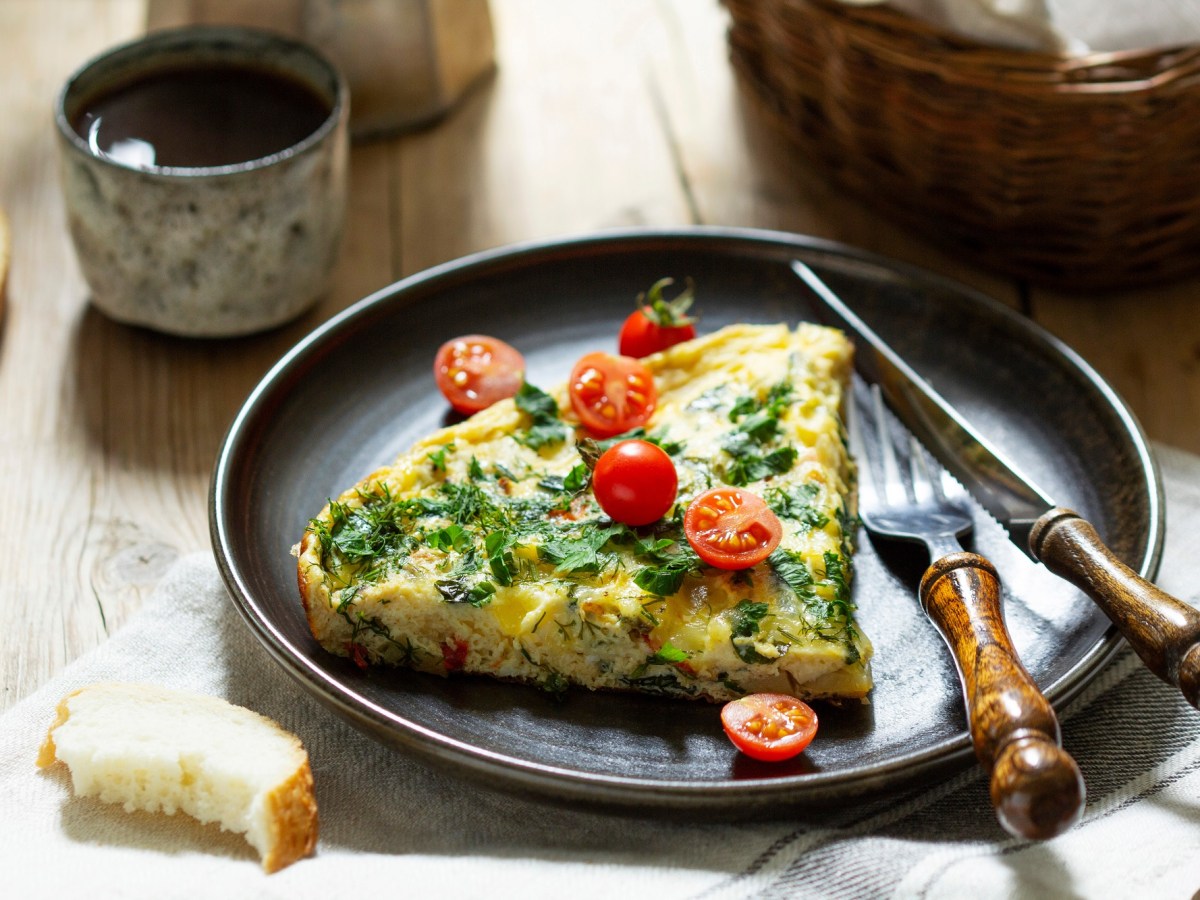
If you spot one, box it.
[210,224,1160,809]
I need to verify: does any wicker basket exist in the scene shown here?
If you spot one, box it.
[724,0,1200,289]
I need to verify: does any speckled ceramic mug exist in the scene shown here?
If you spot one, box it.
[55,27,348,337]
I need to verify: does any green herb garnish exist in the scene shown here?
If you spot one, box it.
[633,551,699,596]
[485,530,519,585]
[768,547,814,596]
[427,442,455,472]
[717,379,798,485]
[729,599,772,664]
[426,523,472,553]
[766,483,830,530]
[538,522,624,574]
[515,382,567,449]
[650,642,689,665]
[435,578,496,606]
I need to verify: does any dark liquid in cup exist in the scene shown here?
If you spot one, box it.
[72,64,331,169]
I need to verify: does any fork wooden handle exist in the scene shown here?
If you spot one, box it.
[920,551,1086,840]
[1031,507,1200,709]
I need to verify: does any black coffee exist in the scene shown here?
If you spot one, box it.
[73,63,331,169]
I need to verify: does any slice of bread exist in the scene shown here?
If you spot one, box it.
[37,682,318,873]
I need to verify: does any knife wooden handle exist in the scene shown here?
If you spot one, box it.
[920,551,1085,840]
[1031,507,1200,709]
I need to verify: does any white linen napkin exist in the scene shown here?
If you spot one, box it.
[4,444,1200,898]
[839,0,1200,54]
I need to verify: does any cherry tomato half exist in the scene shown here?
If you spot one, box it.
[592,440,678,526]
[433,334,525,415]
[721,693,818,762]
[618,277,697,358]
[568,352,658,437]
[683,487,783,570]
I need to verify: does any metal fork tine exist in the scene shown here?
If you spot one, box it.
[939,468,961,502]
[870,383,911,507]
[909,436,936,506]
[854,380,975,555]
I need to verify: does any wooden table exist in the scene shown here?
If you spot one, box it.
[3,0,1198,713]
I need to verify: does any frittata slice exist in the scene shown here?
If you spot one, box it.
[296,323,872,703]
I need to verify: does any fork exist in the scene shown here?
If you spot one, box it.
[853,382,1085,840]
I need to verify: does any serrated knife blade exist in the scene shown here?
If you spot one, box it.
[792,259,1200,711]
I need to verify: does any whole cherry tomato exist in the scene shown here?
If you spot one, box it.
[568,351,657,437]
[721,693,819,762]
[433,334,525,415]
[592,439,678,526]
[618,277,697,358]
[683,487,783,570]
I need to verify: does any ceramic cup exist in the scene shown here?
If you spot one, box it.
[55,26,349,337]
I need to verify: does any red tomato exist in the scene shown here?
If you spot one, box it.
[619,311,696,358]
[433,335,525,415]
[568,352,657,437]
[618,277,697,358]
[592,440,678,526]
[440,639,470,672]
[683,487,783,570]
[721,693,818,762]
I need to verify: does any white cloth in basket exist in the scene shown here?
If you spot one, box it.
[839,0,1200,54]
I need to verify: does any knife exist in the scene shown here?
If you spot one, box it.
[792,259,1200,710]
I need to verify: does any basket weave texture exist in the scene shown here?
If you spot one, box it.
[724,0,1200,289]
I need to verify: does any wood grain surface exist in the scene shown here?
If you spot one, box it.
[0,207,8,325]
[1,0,1197,711]
[919,552,1084,840]
[1031,508,1200,709]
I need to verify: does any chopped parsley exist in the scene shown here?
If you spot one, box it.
[768,547,814,595]
[538,523,624,574]
[435,578,496,606]
[730,599,769,638]
[537,462,591,497]
[721,445,798,486]
[718,379,799,486]
[514,382,568,449]
[728,599,773,664]
[426,523,472,553]
[766,483,830,530]
[485,530,519,585]
[768,546,860,654]
[633,551,699,596]
[650,642,689,665]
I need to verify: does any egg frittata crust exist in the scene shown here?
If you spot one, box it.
[296,323,872,703]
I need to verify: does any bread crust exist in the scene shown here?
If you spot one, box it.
[261,758,320,873]
[35,688,76,769]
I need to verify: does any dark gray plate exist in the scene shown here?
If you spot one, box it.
[211,227,1161,815]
